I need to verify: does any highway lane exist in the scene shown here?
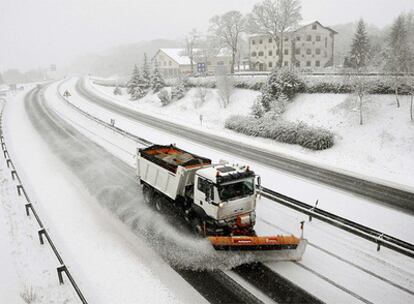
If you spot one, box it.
[76,78,414,214]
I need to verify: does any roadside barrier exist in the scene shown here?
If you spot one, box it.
[0,97,88,304]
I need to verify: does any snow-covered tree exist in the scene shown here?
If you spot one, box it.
[386,14,411,108]
[185,28,201,74]
[113,85,122,95]
[346,73,374,125]
[171,79,186,100]
[127,65,140,97]
[209,11,246,74]
[195,87,208,108]
[248,0,302,67]
[349,19,370,70]
[142,53,151,90]
[215,68,234,108]
[158,88,171,106]
[151,65,165,93]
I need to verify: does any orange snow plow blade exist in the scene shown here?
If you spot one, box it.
[208,235,301,251]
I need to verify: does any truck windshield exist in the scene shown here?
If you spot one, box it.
[218,178,254,201]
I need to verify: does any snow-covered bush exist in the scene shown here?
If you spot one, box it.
[158,89,171,106]
[151,66,166,93]
[171,80,186,100]
[225,115,334,150]
[20,285,37,304]
[251,98,265,118]
[113,85,122,95]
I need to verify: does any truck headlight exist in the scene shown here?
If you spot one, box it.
[218,202,224,208]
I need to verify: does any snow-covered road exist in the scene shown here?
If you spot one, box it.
[3,87,210,303]
[48,78,414,303]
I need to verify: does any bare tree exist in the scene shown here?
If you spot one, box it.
[216,68,234,108]
[209,11,246,74]
[248,0,302,67]
[185,28,200,74]
[195,87,208,108]
[346,73,373,125]
[197,35,221,75]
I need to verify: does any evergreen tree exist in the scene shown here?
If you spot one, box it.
[349,19,370,70]
[142,53,151,90]
[151,65,166,93]
[387,14,410,73]
[127,65,140,96]
[171,79,186,100]
[113,85,122,95]
[386,14,411,108]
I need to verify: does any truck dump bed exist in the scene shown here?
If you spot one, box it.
[139,145,211,173]
[138,145,212,200]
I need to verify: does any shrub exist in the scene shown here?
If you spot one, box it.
[171,81,186,100]
[113,86,122,95]
[225,115,334,150]
[158,89,171,106]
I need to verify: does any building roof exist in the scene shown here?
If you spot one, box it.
[158,48,192,65]
[248,20,338,39]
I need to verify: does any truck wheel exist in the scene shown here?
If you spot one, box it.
[154,195,164,213]
[143,185,152,204]
[191,218,204,236]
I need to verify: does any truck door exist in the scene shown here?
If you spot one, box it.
[194,176,216,217]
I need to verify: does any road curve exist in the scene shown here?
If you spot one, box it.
[76,78,414,214]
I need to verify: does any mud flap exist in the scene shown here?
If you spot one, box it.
[208,235,307,261]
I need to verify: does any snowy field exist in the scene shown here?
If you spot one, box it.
[90,78,414,189]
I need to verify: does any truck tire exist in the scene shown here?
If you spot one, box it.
[143,185,152,204]
[191,218,204,236]
[154,194,165,213]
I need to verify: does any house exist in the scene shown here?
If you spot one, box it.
[249,21,337,71]
[152,48,233,78]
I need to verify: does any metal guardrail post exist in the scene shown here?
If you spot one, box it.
[25,203,32,216]
[11,170,17,180]
[57,265,67,285]
[6,159,12,168]
[38,228,46,245]
[17,184,24,196]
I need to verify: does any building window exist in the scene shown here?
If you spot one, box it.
[284,49,288,55]
[312,24,317,30]
[258,51,264,56]
[217,61,224,65]
[269,38,272,43]
[324,51,328,58]
[295,48,300,55]
[259,39,263,44]
[295,62,300,67]
[252,39,256,45]
[276,49,279,55]
[316,35,321,42]
[316,60,320,67]
[306,35,312,41]
[268,50,272,56]
[316,48,321,55]
[306,49,311,55]
[169,61,172,66]
[251,51,257,57]
[306,61,311,67]
[284,61,289,66]
[284,36,288,41]
[296,36,301,41]
[268,62,273,68]
[325,37,328,48]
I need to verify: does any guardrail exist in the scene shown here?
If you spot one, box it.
[0,94,88,304]
[55,86,414,260]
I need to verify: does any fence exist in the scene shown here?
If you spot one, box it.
[0,96,87,304]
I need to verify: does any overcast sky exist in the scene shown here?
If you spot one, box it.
[1,0,413,71]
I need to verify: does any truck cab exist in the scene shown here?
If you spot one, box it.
[194,164,258,234]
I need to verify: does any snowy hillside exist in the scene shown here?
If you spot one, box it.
[91,80,414,188]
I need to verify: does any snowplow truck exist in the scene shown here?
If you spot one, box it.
[136,144,306,256]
